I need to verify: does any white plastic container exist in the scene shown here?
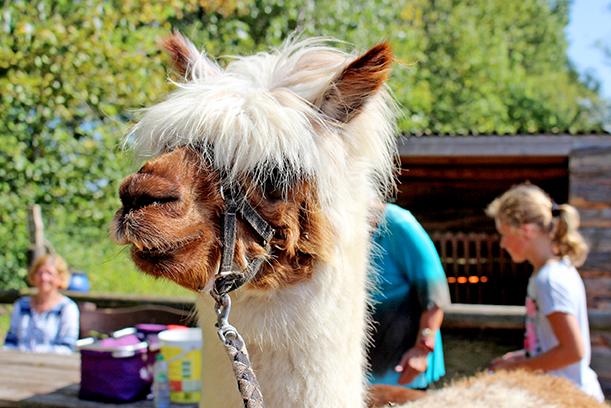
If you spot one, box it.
[158,328,202,406]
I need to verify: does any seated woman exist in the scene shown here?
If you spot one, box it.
[4,254,79,354]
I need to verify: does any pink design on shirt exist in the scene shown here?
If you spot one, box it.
[526,297,537,315]
[524,297,538,355]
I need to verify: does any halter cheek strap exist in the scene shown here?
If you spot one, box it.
[201,184,274,408]
[212,185,275,297]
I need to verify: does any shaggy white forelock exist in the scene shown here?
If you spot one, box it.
[127,37,397,205]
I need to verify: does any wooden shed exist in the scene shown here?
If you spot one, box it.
[396,134,611,310]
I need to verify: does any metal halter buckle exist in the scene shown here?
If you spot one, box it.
[213,292,238,343]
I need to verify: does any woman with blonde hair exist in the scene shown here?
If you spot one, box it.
[486,184,603,402]
[4,254,79,354]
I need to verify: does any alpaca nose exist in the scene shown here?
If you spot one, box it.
[119,173,180,213]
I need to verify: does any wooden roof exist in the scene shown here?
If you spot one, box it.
[398,134,611,157]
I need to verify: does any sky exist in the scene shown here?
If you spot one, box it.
[566,0,611,100]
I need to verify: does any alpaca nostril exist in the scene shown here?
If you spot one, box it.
[123,193,179,212]
[119,174,181,213]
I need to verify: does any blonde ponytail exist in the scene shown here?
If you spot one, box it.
[552,204,589,267]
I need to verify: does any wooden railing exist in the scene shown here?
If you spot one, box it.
[431,232,532,305]
[1,290,609,331]
[0,289,196,312]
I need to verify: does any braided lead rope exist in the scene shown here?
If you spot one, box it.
[214,293,265,408]
[221,328,265,408]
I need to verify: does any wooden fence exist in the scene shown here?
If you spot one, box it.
[431,232,532,305]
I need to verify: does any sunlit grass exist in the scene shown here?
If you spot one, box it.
[49,230,192,298]
[73,245,191,297]
[0,308,10,346]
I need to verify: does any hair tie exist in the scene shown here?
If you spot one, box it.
[551,201,561,218]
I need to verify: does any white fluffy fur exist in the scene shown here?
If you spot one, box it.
[404,381,557,408]
[131,37,397,407]
[128,38,397,208]
[197,244,373,407]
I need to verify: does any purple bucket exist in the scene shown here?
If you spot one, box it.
[78,334,152,403]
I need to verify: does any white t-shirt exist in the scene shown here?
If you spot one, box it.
[525,258,604,402]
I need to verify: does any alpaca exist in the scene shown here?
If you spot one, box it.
[111,33,605,408]
[404,370,605,408]
[112,32,396,407]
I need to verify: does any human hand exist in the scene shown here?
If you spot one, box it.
[395,346,429,385]
[489,350,526,372]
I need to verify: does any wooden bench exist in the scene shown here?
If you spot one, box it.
[78,302,196,338]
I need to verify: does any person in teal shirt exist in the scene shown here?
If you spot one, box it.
[368,203,451,389]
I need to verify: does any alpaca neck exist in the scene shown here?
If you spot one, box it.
[198,225,371,408]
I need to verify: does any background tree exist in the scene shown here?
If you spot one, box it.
[0,0,604,289]
[0,1,171,288]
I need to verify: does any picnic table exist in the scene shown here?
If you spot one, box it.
[0,349,153,407]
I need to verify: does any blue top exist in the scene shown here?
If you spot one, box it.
[3,296,79,354]
[368,204,450,389]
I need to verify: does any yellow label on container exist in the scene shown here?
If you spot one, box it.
[161,345,201,404]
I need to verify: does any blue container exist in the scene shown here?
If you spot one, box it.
[68,271,90,292]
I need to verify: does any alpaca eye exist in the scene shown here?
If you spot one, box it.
[261,167,285,200]
[263,179,283,200]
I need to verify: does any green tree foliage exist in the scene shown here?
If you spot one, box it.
[172,0,604,134]
[0,0,604,288]
[390,0,604,134]
[0,1,172,287]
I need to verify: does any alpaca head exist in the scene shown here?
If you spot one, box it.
[111,32,397,292]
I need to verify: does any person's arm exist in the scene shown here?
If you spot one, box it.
[396,305,444,384]
[489,349,526,368]
[417,306,444,350]
[389,210,450,384]
[3,300,23,350]
[491,311,584,372]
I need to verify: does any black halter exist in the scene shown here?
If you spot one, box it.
[209,184,275,297]
[203,183,274,408]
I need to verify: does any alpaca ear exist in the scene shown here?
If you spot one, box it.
[319,42,393,123]
[162,31,222,80]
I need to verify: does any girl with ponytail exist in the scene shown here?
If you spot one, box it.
[486,184,603,402]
